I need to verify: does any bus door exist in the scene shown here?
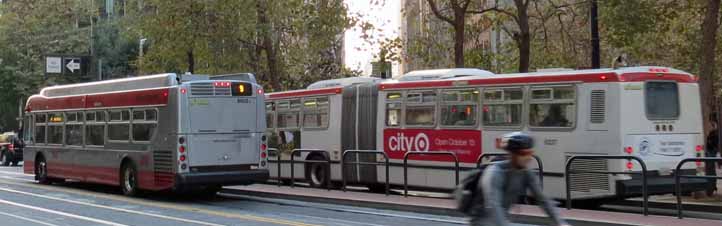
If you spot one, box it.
[186,82,260,168]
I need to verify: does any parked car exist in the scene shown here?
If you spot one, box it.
[0,132,23,166]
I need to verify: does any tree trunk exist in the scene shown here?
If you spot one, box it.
[187,50,194,74]
[257,0,282,92]
[515,0,530,73]
[699,0,721,137]
[453,10,466,68]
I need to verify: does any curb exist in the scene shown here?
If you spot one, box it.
[220,187,631,226]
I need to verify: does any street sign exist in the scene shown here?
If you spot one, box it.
[63,57,81,74]
[65,58,81,73]
[45,57,62,74]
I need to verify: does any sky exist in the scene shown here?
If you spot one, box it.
[344,0,401,75]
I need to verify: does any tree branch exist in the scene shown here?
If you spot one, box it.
[426,0,455,25]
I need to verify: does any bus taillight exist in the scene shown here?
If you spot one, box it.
[624,146,633,154]
[180,155,186,161]
[179,146,186,153]
[626,161,634,170]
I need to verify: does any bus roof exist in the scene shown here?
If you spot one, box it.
[266,66,696,99]
[39,73,179,98]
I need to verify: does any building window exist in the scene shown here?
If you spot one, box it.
[529,86,576,128]
[482,88,523,127]
[108,110,130,141]
[385,92,403,127]
[65,112,83,146]
[86,111,106,146]
[441,89,479,126]
[405,91,436,126]
[132,109,157,142]
[302,97,329,129]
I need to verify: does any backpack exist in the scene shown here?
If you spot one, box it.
[454,169,484,215]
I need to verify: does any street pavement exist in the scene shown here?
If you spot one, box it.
[0,164,469,226]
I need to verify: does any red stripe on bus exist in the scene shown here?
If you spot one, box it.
[619,73,696,83]
[27,88,169,111]
[378,72,696,90]
[267,87,342,99]
[27,161,173,191]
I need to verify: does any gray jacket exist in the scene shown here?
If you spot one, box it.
[473,161,567,226]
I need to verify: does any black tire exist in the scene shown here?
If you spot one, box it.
[35,156,51,184]
[200,185,222,197]
[1,151,10,166]
[306,155,329,188]
[120,161,140,196]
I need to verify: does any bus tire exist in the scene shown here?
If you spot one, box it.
[120,161,140,196]
[35,156,51,184]
[1,151,10,166]
[306,155,329,188]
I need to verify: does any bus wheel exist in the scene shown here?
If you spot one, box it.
[306,155,329,188]
[1,151,10,166]
[35,156,51,184]
[121,162,140,196]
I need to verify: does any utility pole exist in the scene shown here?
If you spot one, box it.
[590,0,600,69]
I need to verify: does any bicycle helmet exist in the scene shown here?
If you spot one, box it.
[499,132,534,152]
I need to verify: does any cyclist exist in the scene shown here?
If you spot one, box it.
[470,132,570,226]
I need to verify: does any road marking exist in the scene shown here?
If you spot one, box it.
[0,178,319,226]
[0,187,225,226]
[0,211,60,226]
[0,198,128,226]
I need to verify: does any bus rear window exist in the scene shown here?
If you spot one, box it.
[645,82,679,119]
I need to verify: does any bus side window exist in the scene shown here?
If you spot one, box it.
[65,112,83,146]
[482,88,523,127]
[34,114,47,144]
[266,102,275,130]
[277,100,300,129]
[441,89,479,127]
[385,92,403,127]
[302,97,329,129]
[529,85,576,128]
[108,110,131,142]
[47,112,64,145]
[86,111,105,146]
[405,91,437,127]
[22,115,33,143]
[132,109,158,142]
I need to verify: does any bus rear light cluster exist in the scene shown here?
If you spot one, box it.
[260,135,268,168]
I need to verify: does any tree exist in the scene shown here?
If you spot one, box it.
[425,0,496,68]
[698,0,721,134]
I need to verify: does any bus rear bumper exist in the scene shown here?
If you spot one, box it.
[175,169,269,187]
[615,170,710,198]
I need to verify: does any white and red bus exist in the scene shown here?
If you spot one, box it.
[265,67,708,200]
[22,73,269,196]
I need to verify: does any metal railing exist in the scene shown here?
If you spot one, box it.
[403,151,459,197]
[341,150,390,195]
[564,155,648,216]
[476,153,544,186]
[675,157,722,219]
[267,148,283,187]
[290,149,331,190]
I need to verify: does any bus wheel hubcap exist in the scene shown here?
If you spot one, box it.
[124,168,135,192]
[38,162,46,177]
[311,164,325,185]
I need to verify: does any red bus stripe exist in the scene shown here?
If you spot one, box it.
[619,73,696,83]
[27,88,170,111]
[267,87,342,99]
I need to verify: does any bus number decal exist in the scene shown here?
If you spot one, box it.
[383,129,481,163]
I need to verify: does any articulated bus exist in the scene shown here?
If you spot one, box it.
[22,73,269,196]
[265,67,708,200]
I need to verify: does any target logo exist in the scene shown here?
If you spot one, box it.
[387,132,430,152]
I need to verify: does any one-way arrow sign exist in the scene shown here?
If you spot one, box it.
[66,59,80,73]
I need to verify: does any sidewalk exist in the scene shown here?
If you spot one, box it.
[224,184,722,226]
